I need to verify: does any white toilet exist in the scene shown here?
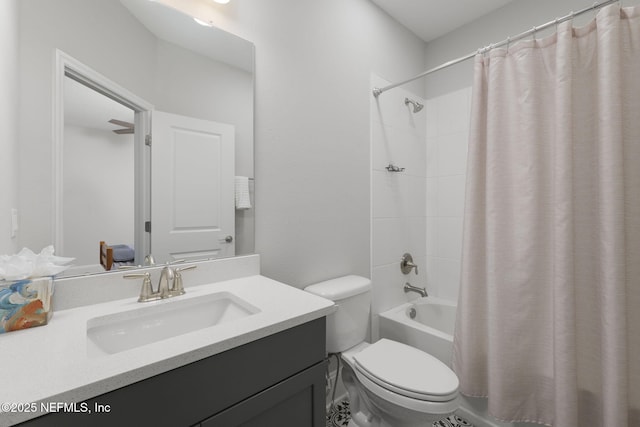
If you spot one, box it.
[305,275,459,427]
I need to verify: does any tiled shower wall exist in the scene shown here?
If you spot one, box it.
[370,74,427,339]
[370,76,471,338]
[425,87,471,301]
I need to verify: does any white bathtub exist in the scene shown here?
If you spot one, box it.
[378,297,456,367]
[379,298,525,427]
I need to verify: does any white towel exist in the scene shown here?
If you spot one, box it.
[235,176,252,210]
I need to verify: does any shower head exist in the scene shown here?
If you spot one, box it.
[405,97,424,113]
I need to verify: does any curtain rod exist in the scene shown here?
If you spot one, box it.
[372,0,620,98]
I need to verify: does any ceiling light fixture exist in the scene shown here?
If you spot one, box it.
[213,0,230,4]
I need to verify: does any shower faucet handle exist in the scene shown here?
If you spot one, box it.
[400,253,419,275]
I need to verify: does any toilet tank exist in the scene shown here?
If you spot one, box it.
[305,275,371,353]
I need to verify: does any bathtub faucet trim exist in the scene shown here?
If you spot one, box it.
[404,282,428,297]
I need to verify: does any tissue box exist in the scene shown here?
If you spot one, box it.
[0,277,53,334]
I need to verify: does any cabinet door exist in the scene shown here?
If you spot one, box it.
[201,362,326,427]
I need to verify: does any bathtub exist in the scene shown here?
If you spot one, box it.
[378,297,456,367]
[379,298,521,427]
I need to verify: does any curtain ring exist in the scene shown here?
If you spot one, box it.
[506,36,511,52]
[532,26,537,41]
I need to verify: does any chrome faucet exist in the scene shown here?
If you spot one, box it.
[157,265,174,299]
[124,263,197,302]
[404,282,428,297]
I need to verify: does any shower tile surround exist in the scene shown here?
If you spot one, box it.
[425,87,471,301]
[371,74,427,340]
[370,74,492,427]
[370,74,470,337]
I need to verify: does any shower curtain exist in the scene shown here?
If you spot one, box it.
[452,4,640,427]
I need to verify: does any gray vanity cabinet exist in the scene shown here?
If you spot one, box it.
[19,318,327,427]
[200,361,325,426]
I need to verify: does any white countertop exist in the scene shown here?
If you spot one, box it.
[0,275,334,426]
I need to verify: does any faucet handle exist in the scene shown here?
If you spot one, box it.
[408,262,418,275]
[175,265,197,273]
[124,272,154,302]
[172,265,197,296]
[400,253,419,275]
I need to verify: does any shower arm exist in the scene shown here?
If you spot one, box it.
[405,98,423,113]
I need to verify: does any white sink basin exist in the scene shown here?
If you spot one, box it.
[86,292,260,357]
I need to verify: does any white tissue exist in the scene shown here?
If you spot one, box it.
[0,246,75,281]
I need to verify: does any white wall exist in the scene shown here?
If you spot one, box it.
[0,0,19,255]
[154,39,254,177]
[159,0,427,287]
[63,126,135,266]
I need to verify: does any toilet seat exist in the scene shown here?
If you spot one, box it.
[352,339,459,402]
[352,365,460,415]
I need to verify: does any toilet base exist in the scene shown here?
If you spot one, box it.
[341,360,457,427]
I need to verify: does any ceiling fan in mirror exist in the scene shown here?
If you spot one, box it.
[108,118,134,134]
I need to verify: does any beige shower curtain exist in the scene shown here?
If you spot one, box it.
[452,4,640,426]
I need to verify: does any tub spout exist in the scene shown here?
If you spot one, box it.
[404,283,428,297]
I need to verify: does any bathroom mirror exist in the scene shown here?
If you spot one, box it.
[15,0,254,276]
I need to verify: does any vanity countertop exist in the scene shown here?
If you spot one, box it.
[0,275,334,426]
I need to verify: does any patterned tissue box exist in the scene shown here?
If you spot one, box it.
[0,277,53,333]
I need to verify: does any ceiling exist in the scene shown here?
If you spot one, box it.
[121,0,254,72]
[370,0,515,42]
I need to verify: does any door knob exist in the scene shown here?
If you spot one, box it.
[219,235,233,243]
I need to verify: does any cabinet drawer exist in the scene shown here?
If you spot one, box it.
[202,361,326,427]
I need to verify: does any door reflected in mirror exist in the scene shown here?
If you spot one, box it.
[14,0,255,277]
[63,76,136,272]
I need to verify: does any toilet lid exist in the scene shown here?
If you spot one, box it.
[353,339,459,402]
